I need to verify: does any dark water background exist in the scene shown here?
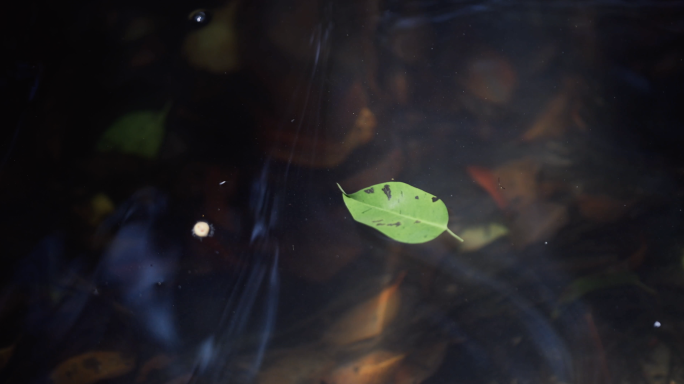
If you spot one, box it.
[2,0,684,383]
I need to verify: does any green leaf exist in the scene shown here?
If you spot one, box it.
[337,182,463,244]
[459,222,509,252]
[97,103,171,159]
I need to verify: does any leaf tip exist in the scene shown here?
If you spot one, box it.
[336,183,347,195]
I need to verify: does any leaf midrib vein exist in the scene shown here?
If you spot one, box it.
[347,197,445,230]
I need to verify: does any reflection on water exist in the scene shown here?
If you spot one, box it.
[1,0,684,383]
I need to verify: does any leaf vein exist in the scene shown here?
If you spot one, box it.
[346,197,445,230]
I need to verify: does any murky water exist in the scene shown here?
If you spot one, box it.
[1,0,684,383]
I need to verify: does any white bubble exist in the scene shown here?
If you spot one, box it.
[192,221,214,239]
[654,321,661,328]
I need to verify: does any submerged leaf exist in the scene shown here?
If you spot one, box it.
[553,272,655,318]
[135,354,176,383]
[462,51,517,104]
[521,91,569,141]
[493,158,540,209]
[394,342,449,384]
[558,272,656,306]
[51,351,135,384]
[0,344,15,371]
[466,166,507,210]
[576,194,634,223]
[509,202,568,249]
[97,103,170,158]
[183,1,240,73]
[459,223,509,252]
[324,273,405,345]
[322,350,405,384]
[256,348,334,384]
[337,182,463,244]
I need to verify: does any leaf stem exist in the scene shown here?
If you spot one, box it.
[446,228,464,242]
[336,183,347,195]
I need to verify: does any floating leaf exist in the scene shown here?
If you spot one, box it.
[337,182,463,244]
[97,103,171,159]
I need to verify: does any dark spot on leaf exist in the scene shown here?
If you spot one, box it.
[415,220,421,223]
[362,209,371,214]
[376,223,385,226]
[382,185,392,200]
[372,219,383,223]
[432,197,439,202]
[415,196,419,199]
[388,222,401,226]
[401,191,403,197]
[364,187,374,194]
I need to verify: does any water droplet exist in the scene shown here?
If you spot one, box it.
[188,9,210,25]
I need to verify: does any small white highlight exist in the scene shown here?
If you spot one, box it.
[545,242,548,245]
[192,221,214,239]
[219,181,226,185]
[654,321,661,328]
